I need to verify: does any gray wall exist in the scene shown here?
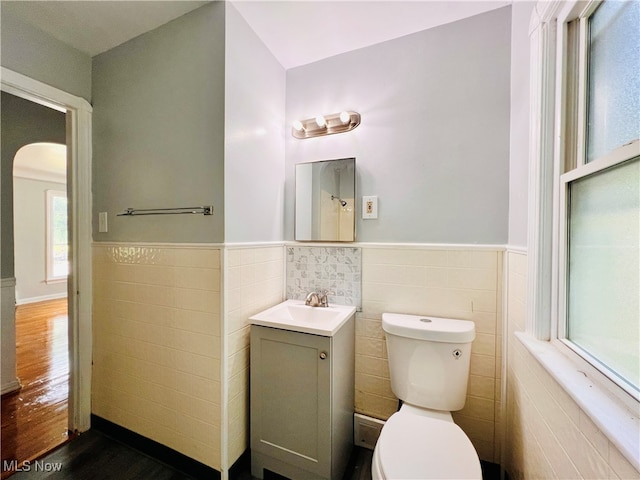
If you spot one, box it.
[508,2,535,248]
[0,6,92,101]
[92,2,226,243]
[1,92,67,278]
[285,7,511,244]
[224,4,286,243]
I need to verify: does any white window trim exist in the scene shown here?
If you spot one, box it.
[45,189,68,284]
[524,0,640,471]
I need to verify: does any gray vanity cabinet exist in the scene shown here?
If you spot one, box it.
[250,317,354,480]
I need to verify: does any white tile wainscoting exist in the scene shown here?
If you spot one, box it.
[92,242,285,474]
[90,243,639,478]
[504,250,639,479]
[223,245,285,469]
[92,242,505,469]
[355,245,504,463]
[92,244,223,469]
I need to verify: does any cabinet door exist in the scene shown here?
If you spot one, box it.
[251,326,331,477]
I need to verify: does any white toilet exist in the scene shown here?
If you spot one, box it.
[372,312,482,480]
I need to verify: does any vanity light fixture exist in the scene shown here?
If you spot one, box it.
[291,111,361,139]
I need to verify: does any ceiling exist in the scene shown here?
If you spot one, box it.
[13,143,67,184]
[232,1,510,69]
[1,1,210,57]
[2,0,510,69]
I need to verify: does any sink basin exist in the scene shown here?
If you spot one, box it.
[249,299,356,336]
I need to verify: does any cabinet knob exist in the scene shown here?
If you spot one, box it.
[319,352,328,360]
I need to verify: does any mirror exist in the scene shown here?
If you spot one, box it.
[295,157,355,242]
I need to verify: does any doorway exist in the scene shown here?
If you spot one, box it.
[1,137,71,475]
[0,68,93,469]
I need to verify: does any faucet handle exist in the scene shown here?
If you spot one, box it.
[319,290,335,307]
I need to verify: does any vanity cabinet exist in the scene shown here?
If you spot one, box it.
[250,317,354,480]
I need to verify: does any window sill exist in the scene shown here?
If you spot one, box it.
[514,331,640,471]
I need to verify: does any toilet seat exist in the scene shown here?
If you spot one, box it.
[375,412,482,479]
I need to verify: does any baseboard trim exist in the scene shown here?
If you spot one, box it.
[90,415,220,480]
[16,293,68,306]
[1,379,22,396]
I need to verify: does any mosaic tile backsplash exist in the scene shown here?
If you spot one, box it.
[286,246,362,309]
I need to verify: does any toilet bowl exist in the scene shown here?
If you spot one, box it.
[371,405,481,479]
[372,313,482,480]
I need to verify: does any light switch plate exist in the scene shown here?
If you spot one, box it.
[362,196,378,219]
[98,212,108,232]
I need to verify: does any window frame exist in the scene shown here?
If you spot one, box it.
[45,189,69,284]
[557,145,639,399]
[528,0,640,408]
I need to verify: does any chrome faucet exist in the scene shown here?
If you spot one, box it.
[305,289,334,307]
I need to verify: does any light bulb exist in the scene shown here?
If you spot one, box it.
[339,111,350,124]
[293,120,304,131]
[315,115,326,128]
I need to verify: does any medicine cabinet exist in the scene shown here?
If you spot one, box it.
[294,157,355,242]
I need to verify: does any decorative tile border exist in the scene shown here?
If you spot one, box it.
[286,246,361,309]
[105,246,165,264]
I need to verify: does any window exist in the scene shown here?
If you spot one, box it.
[558,0,640,399]
[585,1,640,163]
[525,0,639,462]
[565,158,639,395]
[528,0,640,401]
[46,190,69,282]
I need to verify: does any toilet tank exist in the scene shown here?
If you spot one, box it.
[382,313,475,411]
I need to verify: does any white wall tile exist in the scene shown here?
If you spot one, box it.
[92,245,222,469]
[358,246,503,462]
[447,250,498,269]
[504,251,639,479]
[223,245,285,469]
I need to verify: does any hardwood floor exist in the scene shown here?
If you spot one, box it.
[1,299,70,479]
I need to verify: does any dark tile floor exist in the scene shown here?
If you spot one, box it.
[343,447,372,480]
[8,429,502,480]
[8,430,191,480]
[342,447,502,480]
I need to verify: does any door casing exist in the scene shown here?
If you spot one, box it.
[1,67,93,432]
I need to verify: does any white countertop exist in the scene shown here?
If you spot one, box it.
[249,299,356,336]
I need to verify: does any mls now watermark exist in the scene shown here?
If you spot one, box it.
[3,460,63,473]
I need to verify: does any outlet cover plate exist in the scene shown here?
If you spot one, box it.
[362,195,378,219]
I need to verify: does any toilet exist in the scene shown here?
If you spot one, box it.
[372,312,482,480]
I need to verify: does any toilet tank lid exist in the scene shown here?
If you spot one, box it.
[382,313,475,343]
